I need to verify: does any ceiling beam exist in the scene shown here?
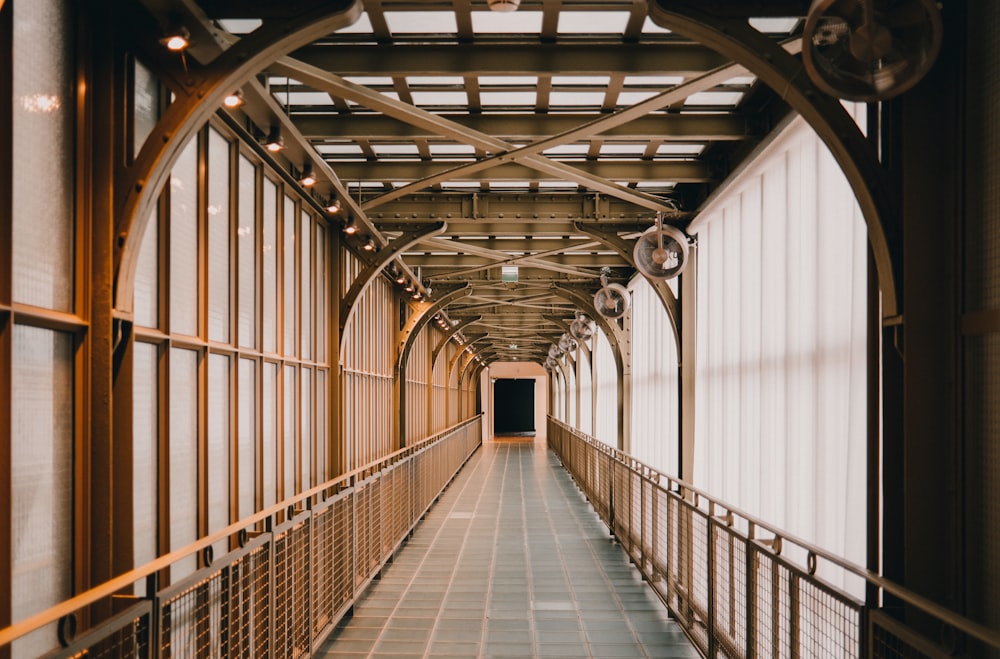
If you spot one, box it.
[404,254,627,268]
[289,43,730,77]
[329,161,710,182]
[296,113,754,142]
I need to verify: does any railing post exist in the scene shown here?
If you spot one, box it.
[266,516,277,658]
[145,572,161,659]
[789,572,800,659]
[746,540,756,659]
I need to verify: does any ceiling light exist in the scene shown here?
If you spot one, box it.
[222,90,245,109]
[299,163,317,187]
[161,24,191,52]
[325,195,341,214]
[362,236,376,251]
[488,0,520,12]
[343,215,358,235]
[263,125,284,152]
[396,271,407,285]
[404,280,414,292]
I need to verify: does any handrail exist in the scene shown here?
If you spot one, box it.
[0,415,483,649]
[547,417,1000,652]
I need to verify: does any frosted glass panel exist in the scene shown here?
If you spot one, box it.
[238,359,257,519]
[133,59,159,158]
[263,363,278,508]
[11,326,73,659]
[283,366,297,498]
[283,197,297,356]
[133,342,159,580]
[12,0,74,311]
[207,354,230,550]
[238,156,256,348]
[315,225,327,362]
[170,348,199,579]
[134,210,159,328]
[300,212,312,360]
[208,129,231,343]
[301,369,313,490]
[262,179,278,353]
[316,370,328,484]
[169,140,200,336]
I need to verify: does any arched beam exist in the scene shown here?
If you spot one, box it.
[394,284,473,446]
[112,0,364,314]
[574,220,681,352]
[339,221,447,348]
[646,3,899,318]
[431,315,482,369]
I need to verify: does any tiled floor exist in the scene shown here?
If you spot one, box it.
[318,437,700,659]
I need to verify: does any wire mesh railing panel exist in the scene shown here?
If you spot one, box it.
[381,467,396,561]
[711,523,748,659]
[869,610,950,659]
[752,548,793,659]
[311,504,336,639]
[650,486,670,586]
[353,482,371,589]
[228,539,271,657]
[273,518,311,659]
[366,478,383,575]
[332,493,355,611]
[395,462,411,543]
[688,507,711,655]
[159,571,227,658]
[629,470,643,567]
[796,570,863,658]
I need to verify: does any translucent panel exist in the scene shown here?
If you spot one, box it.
[410,91,468,106]
[442,181,482,189]
[384,11,457,34]
[169,348,199,579]
[543,144,590,156]
[134,210,159,328]
[208,129,231,343]
[169,140,200,335]
[300,212,313,360]
[207,354,230,550]
[429,143,476,156]
[616,90,660,105]
[271,91,335,107]
[238,359,257,519]
[12,0,74,311]
[238,155,257,348]
[549,91,606,106]
[480,91,537,106]
[657,143,704,156]
[684,91,745,106]
[641,16,672,33]
[407,76,465,86]
[371,143,420,155]
[551,75,610,86]
[283,197,297,356]
[538,181,578,188]
[262,179,278,353]
[133,342,159,578]
[623,75,684,86]
[11,326,73,658]
[283,366,298,498]
[301,369,313,490]
[316,370,328,484]
[344,76,393,86]
[263,363,278,509]
[557,11,630,34]
[315,143,365,155]
[748,17,800,33]
[480,76,538,86]
[217,18,263,33]
[133,59,159,158]
[600,143,647,156]
[315,225,328,363]
[471,11,543,33]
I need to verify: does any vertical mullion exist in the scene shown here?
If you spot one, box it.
[0,0,13,642]
[197,128,211,556]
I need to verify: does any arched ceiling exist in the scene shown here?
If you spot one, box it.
[139,0,811,367]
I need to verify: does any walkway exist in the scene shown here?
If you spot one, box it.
[319,438,700,658]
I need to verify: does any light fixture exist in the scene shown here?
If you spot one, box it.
[343,215,358,235]
[161,24,191,51]
[362,236,376,252]
[412,289,422,300]
[222,90,245,109]
[299,163,317,188]
[325,195,341,214]
[395,271,407,285]
[404,280,414,292]
[264,125,284,152]
[487,0,520,11]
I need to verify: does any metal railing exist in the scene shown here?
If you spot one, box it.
[0,416,483,658]
[547,418,1000,659]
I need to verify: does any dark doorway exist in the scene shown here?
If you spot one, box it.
[493,378,535,436]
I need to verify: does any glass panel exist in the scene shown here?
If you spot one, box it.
[169,139,200,336]
[283,366,297,498]
[134,209,159,328]
[208,129,231,343]
[207,354,230,553]
[263,363,278,509]
[12,0,74,311]
[169,348,199,579]
[11,326,73,659]
[238,359,257,519]
[283,196,297,356]
[315,224,327,363]
[133,342,159,584]
[301,369,313,490]
[300,212,312,360]
[262,179,278,353]
[238,155,256,348]
[316,370,327,484]
[133,59,160,158]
